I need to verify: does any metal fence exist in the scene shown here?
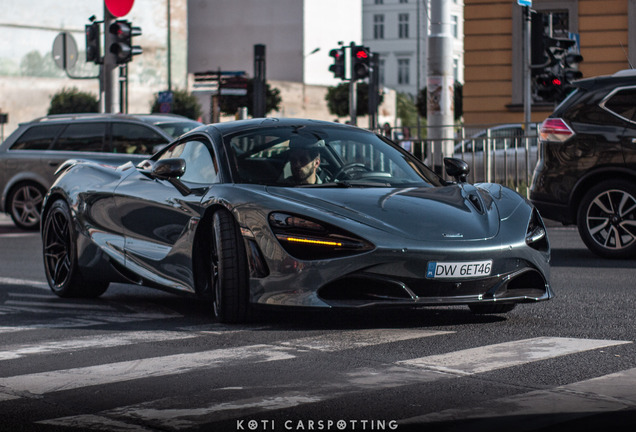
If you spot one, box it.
[385,123,540,196]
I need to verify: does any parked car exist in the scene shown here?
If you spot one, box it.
[454,123,538,184]
[41,118,552,323]
[529,69,636,258]
[0,113,202,230]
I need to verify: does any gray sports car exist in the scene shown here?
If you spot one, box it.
[41,118,552,323]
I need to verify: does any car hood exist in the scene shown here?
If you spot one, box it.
[266,184,500,241]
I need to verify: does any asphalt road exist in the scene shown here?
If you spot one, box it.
[1,213,636,432]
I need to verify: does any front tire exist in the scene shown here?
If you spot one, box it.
[42,199,108,298]
[211,209,249,323]
[577,180,636,258]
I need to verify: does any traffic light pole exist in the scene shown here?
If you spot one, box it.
[349,42,357,125]
[102,5,117,113]
[523,5,532,127]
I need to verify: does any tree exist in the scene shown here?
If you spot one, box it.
[218,79,281,116]
[48,87,98,115]
[416,80,463,121]
[325,82,384,118]
[396,92,418,129]
[150,89,202,120]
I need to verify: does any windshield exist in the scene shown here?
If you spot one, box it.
[156,121,202,138]
[226,125,442,188]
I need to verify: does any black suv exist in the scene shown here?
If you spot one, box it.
[530,69,636,258]
[0,113,202,229]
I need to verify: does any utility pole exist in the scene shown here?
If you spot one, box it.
[102,4,117,113]
[427,0,454,175]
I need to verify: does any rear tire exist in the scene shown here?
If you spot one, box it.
[469,303,516,314]
[211,209,249,323]
[8,182,45,230]
[42,199,108,298]
[577,180,636,258]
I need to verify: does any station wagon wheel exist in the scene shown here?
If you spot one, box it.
[8,182,45,231]
[577,180,636,258]
[42,199,108,298]
[211,209,249,323]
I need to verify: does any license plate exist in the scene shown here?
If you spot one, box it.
[426,260,492,279]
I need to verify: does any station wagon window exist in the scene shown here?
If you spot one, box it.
[54,123,106,152]
[10,124,65,150]
[112,123,167,155]
[159,139,218,184]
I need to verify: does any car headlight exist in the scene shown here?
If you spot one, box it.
[269,212,374,260]
[525,208,549,252]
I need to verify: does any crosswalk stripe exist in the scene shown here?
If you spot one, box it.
[399,366,636,429]
[0,331,200,361]
[0,329,448,402]
[397,337,632,375]
[30,336,631,430]
[0,277,48,289]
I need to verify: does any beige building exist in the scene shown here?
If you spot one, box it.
[463,0,636,125]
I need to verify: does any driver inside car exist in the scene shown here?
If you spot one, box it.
[283,138,325,185]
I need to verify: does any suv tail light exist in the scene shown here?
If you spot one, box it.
[539,118,575,142]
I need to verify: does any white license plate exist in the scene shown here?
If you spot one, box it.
[426,260,492,279]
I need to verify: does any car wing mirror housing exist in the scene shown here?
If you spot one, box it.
[151,158,186,180]
[444,157,470,183]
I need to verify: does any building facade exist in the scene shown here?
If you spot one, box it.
[362,0,465,97]
[464,0,636,125]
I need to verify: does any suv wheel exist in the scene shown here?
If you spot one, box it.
[577,180,636,258]
[8,182,45,230]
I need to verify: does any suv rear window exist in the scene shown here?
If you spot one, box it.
[54,122,106,152]
[603,88,636,123]
[9,124,65,150]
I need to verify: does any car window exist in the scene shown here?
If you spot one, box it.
[227,126,441,187]
[112,123,168,155]
[158,139,218,184]
[53,122,106,152]
[603,88,636,123]
[9,124,65,150]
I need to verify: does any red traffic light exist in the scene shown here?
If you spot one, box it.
[355,49,369,59]
[552,78,562,86]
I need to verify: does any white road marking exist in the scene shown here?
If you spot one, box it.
[0,277,48,289]
[399,367,636,429]
[398,337,632,375]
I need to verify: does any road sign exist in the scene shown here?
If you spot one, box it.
[517,0,532,6]
[105,0,135,17]
[52,32,78,70]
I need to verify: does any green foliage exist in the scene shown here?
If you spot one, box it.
[20,50,64,78]
[150,89,203,120]
[325,82,383,118]
[416,81,463,121]
[48,87,99,115]
[396,92,419,129]
[218,79,282,116]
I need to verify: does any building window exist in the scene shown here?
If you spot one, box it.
[400,0,408,3]
[398,58,410,85]
[374,15,385,39]
[398,13,409,39]
[374,0,383,4]
[451,15,458,39]
[453,58,459,82]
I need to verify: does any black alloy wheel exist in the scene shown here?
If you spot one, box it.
[211,209,249,323]
[8,182,45,230]
[42,199,108,298]
[577,180,636,258]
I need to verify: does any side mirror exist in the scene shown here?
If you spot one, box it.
[151,158,186,180]
[444,157,470,183]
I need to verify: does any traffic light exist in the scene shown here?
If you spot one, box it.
[351,45,371,80]
[329,48,345,79]
[109,20,142,64]
[85,22,100,64]
[534,73,565,102]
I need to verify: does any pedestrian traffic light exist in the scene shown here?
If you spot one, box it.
[109,20,142,64]
[329,48,345,79]
[351,46,371,80]
[85,22,100,64]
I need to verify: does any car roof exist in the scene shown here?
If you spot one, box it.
[199,118,362,136]
[572,69,636,91]
[21,113,195,126]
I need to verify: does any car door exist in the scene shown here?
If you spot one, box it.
[113,136,220,293]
